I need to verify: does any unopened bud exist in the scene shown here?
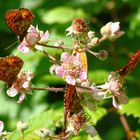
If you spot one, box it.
[17,121,28,132]
[35,128,50,139]
[98,50,108,61]
[100,22,112,37]
[88,31,95,39]
[100,22,124,41]
[89,37,99,46]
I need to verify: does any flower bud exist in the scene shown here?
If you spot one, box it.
[100,22,112,37]
[35,128,50,139]
[98,50,108,61]
[89,37,99,46]
[88,31,95,39]
[17,121,28,132]
[100,22,124,41]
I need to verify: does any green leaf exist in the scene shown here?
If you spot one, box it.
[41,7,86,24]
[119,97,140,118]
[84,107,107,125]
[89,70,109,84]
[8,107,63,140]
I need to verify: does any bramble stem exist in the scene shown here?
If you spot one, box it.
[31,87,66,92]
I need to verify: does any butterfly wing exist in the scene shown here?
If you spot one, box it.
[119,50,140,78]
[4,8,34,42]
[0,56,24,88]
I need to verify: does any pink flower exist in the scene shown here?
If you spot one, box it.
[100,22,124,41]
[18,25,49,53]
[50,52,87,85]
[7,71,33,103]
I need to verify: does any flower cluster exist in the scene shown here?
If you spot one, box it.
[3,15,132,139]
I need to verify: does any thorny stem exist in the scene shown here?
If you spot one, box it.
[31,85,94,93]
[120,115,137,140]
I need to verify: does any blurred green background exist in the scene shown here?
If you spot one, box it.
[0,0,140,140]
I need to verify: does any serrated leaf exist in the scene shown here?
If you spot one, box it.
[119,97,140,118]
[8,107,63,140]
[84,107,107,125]
[41,7,86,24]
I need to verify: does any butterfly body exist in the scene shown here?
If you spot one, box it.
[0,56,23,88]
[4,8,34,42]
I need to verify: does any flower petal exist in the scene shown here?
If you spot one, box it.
[7,87,18,97]
[61,52,70,63]
[112,96,122,109]
[85,126,97,137]
[55,66,65,77]
[18,42,31,53]
[66,75,75,85]
[39,30,49,44]
[110,22,120,34]
[17,93,26,104]
[79,71,87,81]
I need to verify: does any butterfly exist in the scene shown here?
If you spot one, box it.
[0,56,24,88]
[4,8,34,42]
[119,50,140,78]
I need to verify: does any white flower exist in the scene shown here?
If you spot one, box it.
[97,72,128,108]
[7,71,33,103]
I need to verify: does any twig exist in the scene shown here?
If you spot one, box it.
[37,43,72,51]
[31,87,66,92]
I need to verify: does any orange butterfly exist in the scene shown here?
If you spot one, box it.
[4,8,34,42]
[119,50,140,78]
[0,56,23,88]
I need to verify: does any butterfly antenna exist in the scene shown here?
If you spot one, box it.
[4,41,18,50]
